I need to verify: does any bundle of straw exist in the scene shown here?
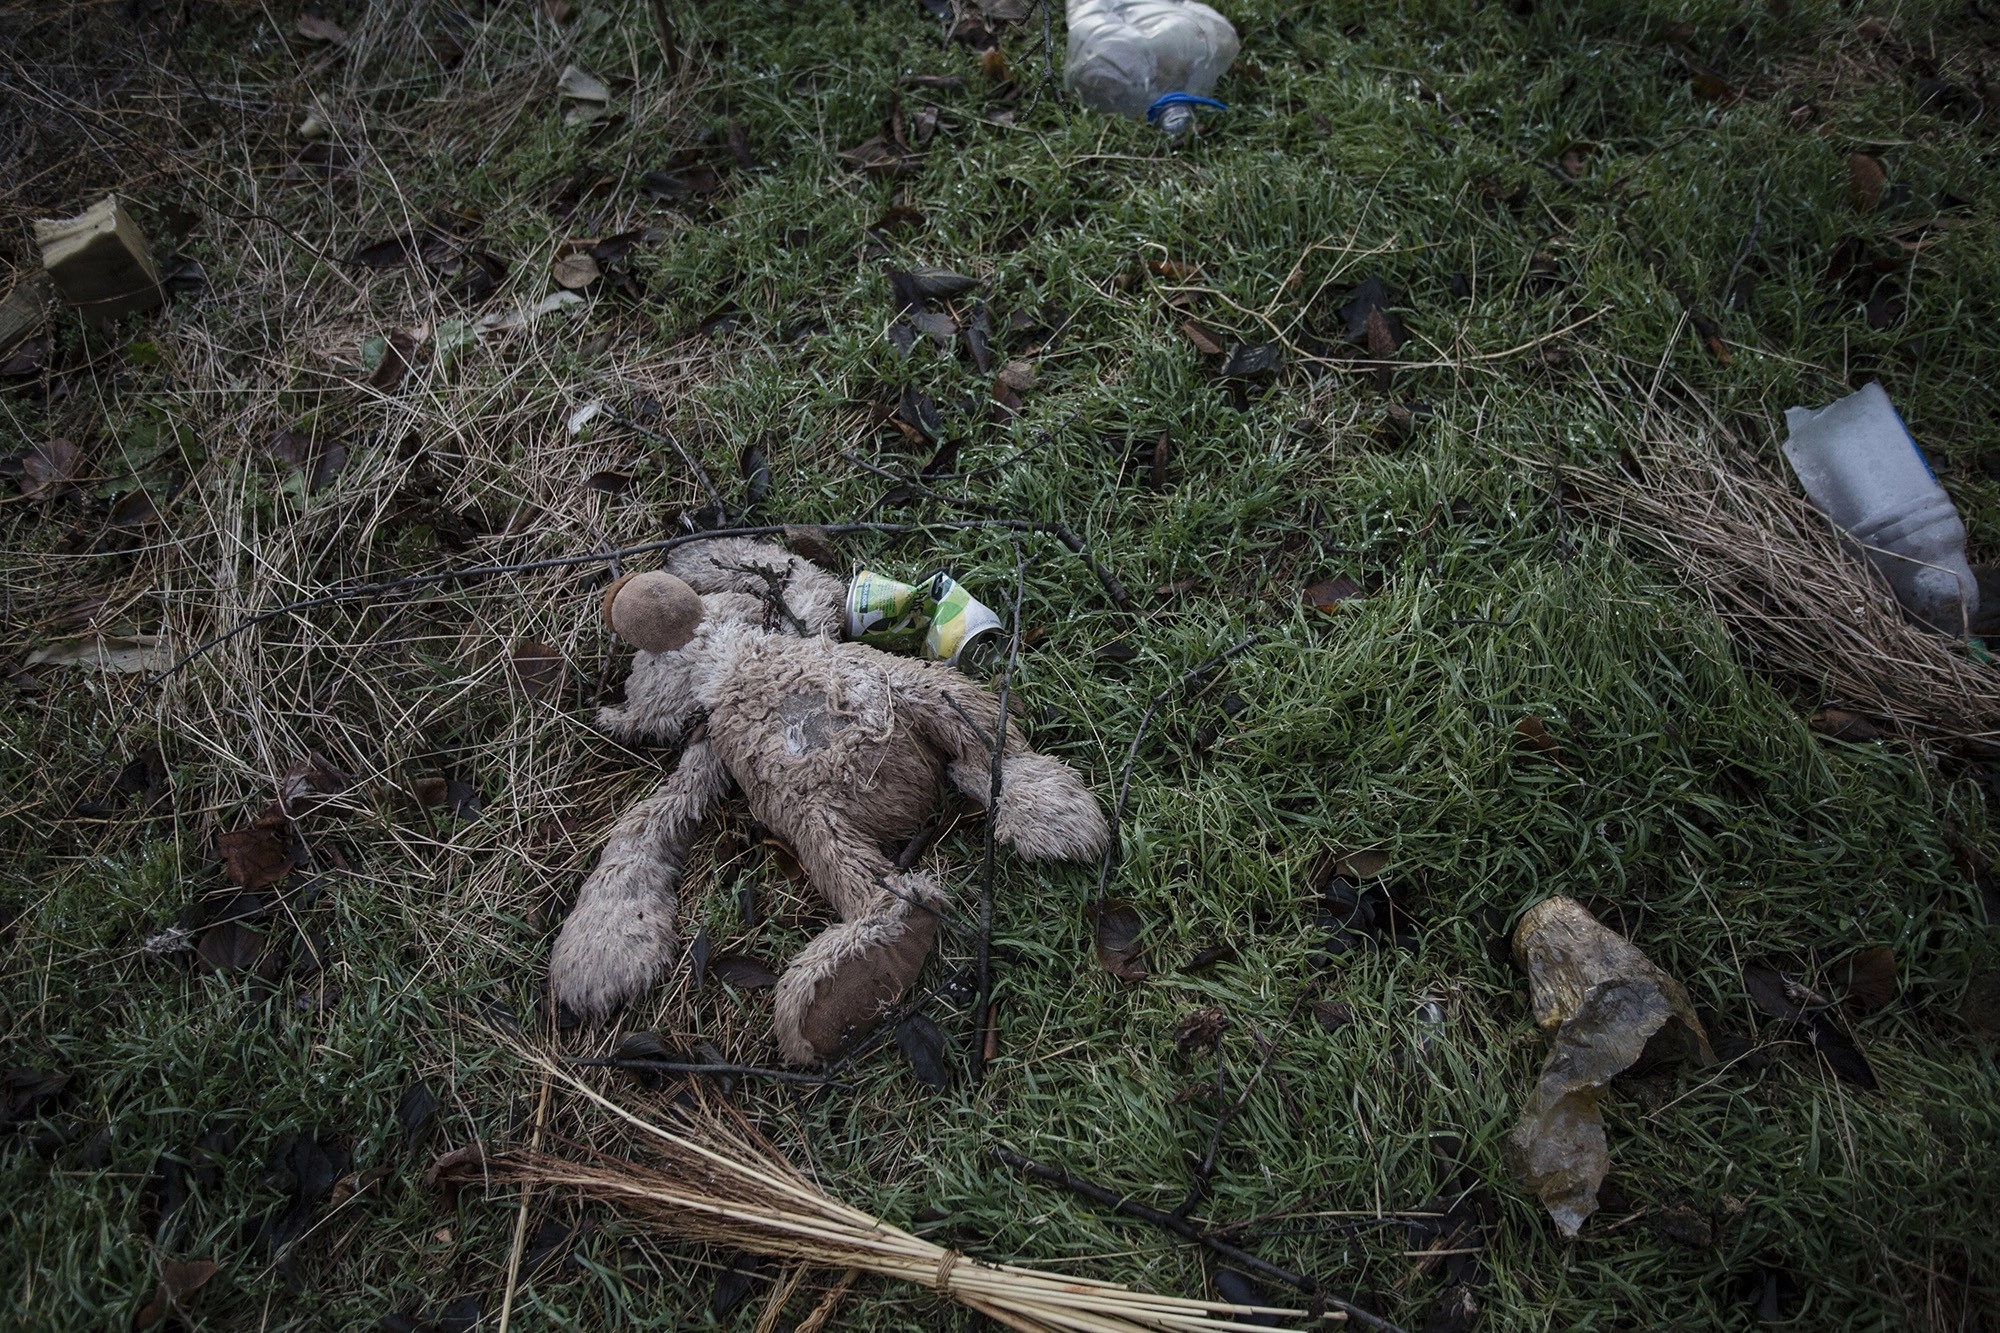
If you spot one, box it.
[481,1062,1335,1331]
[1573,425,2000,746]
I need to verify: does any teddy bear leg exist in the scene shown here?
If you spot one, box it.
[549,740,728,1020]
[947,750,1111,863]
[771,863,945,1065]
[909,672,1110,864]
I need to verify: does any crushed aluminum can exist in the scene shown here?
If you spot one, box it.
[845,569,1003,665]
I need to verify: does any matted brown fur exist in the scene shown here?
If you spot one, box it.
[551,539,1110,1063]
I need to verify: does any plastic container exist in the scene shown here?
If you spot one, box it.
[1065,0,1239,134]
[1782,381,1980,635]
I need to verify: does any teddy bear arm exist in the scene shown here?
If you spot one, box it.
[595,648,708,745]
[547,738,731,1020]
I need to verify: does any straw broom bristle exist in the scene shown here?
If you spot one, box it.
[1572,426,2000,745]
[470,1058,1338,1330]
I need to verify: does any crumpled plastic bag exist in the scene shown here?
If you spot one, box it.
[1504,897,1715,1237]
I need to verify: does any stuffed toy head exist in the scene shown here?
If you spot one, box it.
[600,570,705,653]
[550,537,1110,1064]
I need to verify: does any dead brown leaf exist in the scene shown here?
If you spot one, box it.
[712,955,780,988]
[110,491,159,528]
[1180,321,1224,355]
[553,252,600,290]
[134,1259,219,1331]
[217,825,294,889]
[20,438,82,499]
[1334,849,1390,879]
[1690,69,1733,102]
[840,136,922,177]
[1365,307,1399,360]
[369,331,419,391]
[424,1141,488,1206]
[994,360,1036,394]
[873,203,927,234]
[1810,708,1882,742]
[1172,1005,1226,1052]
[295,14,349,44]
[1093,900,1148,981]
[1514,715,1563,762]
[1302,573,1363,613]
[279,753,352,816]
[196,919,268,975]
[1848,153,1887,212]
[510,640,564,701]
[1839,946,1897,1012]
[763,837,806,884]
[784,525,840,571]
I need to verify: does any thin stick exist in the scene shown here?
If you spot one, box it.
[496,1070,553,1333]
[992,1147,1404,1333]
[78,518,1133,776]
[1093,636,1259,912]
[567,1058,841,1085]
[1720,192,1765,309]
[845,453,1133,609]
[610,411,726,516]
[1176,990,1315,1216]
[974,542,1029,1082]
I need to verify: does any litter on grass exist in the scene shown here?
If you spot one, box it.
[1504,897,1714,1238]
[34,195,163,327]
[1781,382,1978,636]
[845,569,1003,664]
[1065,0,1238,133]
[1574,420,2000,745]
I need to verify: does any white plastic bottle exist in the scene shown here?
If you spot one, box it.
[1065,0,1239,134]
[1782,381,1980,635]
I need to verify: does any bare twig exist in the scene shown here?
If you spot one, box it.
[991,1146,1406,1333]
[610,411,727,516]
[77,518,1133,777]
[1093,636,1260,912]
[1175,989,1316,1216]
[844,453,1133,609]
[567,1058,842,1086]
[1720,192,1766,310]
[972,542,1028,1082]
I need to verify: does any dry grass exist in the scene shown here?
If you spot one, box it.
[480,1059,1330,1333]
[6,1,2000,1329]
[1574,410,2000,745]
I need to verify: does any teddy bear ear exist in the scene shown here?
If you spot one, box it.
[601,571,705,652]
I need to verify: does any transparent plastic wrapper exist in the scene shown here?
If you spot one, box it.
[1065,0,1239,134]
[845,570,1002,665]
[1504,897,1713,1238]
[1783,381,1979,635]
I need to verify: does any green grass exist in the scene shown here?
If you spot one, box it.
[4,0,1999,1328]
